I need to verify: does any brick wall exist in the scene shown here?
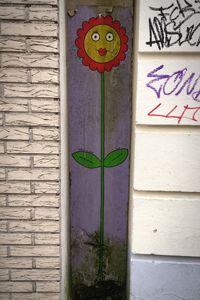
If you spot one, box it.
[0,1,60,299]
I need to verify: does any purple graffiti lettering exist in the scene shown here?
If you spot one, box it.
[146,64,200,102]
[146,65,169,98]
[163,69,187,95]
[193,89,200,101]
[175,72,200,97]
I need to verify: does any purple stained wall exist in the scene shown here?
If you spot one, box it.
[68,6,132,286]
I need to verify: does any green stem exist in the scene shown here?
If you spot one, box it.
[98,71,105,280]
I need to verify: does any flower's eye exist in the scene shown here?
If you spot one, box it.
[92,32,100,41]
[106,32,114,41]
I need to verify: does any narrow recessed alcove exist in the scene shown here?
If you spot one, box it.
[61,3,133,299]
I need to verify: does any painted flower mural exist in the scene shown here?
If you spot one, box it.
[72,15,129,283]
[75,15,128,72]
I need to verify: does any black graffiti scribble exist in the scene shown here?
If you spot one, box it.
[146,0,200,49]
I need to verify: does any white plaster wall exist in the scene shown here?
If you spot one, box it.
[130,0,200,298]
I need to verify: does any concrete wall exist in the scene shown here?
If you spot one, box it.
[0,1,60,299]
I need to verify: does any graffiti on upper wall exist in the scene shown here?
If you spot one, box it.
[136,61,200,125]
[139,0,200,51]
[70,14,130,296]
[146,0,200,50]
[147,64,200,101]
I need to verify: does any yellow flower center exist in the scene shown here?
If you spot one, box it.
[84,25,121,63]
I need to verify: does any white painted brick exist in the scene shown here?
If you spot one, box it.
[0,257,32,268]
[32,128,59,140]
[0,208,31,219]
[0,142,4,153]
[10,245,59,257]
[33,155,59,168]
[0,246,7,256]
[0,294,9,300]
[0,221,7,232]
[11,269,60,281]
[29,98,57,102]
[0,195,6,206]
[12,293,59,300]
[5,113,59,126]
[0,0,57,4]
[0,282,32,292]
[0,113,3,126]
[29,6,58,21]
[0,233,31,245]
[0,37,26,52]
[0,155,30,167]
[1,23,57,37]
[35,208,59,220]
[29,38,58,53]
[35,233,59,245]
[0,6,25,20]
[0,99,28,112]
[9,220,59,232]
[8,194,59,207]
[8,168,59,181]
[30,100,59,113]
[4,84,58,98]
[35,257,60,268]
[0,168,6,180]
[0,2,60,293]
[0,269,9,281]
[0,169,5,179]
[2,53,58,68]
[0,182,30,194]
[0,127,29,140]
[134,131,200,192]
[0,197,6,207]
[7,141,59,154]
[0,68,27,83]
[34,181,59,194]
[31,69,58,84]
[36,281,59,292]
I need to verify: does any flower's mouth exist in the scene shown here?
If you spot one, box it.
[98,48,108,56]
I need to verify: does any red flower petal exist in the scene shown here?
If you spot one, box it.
[75,16,128,73]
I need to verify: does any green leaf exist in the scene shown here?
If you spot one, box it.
[72,151,101,169]
[104,148,128,168]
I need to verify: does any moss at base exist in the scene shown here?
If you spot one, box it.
[71,229,127,287]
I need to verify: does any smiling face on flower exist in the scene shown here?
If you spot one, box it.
[75,16,128,72]
[84,25,121,63]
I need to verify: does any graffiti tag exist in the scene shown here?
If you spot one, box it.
[146,0,200,50]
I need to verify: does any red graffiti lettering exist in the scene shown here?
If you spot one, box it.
[148,102,200,124]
